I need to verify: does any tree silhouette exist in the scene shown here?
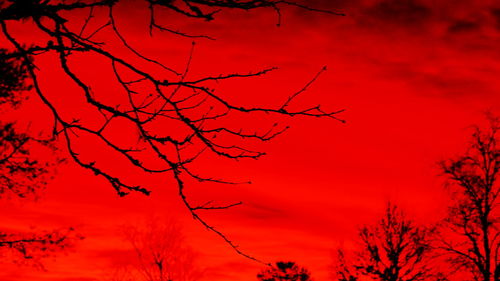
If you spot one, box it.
[0,0,344,260]
[0,49,54,198]
[333,204,445,281]
[0,128,79,268]
[0,227,79,268]
[257,261,313,281]
[114,218,203,281]
[0,48,80,268]
[438,117,499,281]
[0,48,31,107]
[0,121,57,199]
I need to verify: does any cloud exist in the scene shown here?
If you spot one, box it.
[360,0,432,27]
[313,0,500,38]
[239,202,288,221]
[490,8,500,30]
[447,19,482,33]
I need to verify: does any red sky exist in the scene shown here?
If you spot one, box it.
[1,0,500,280]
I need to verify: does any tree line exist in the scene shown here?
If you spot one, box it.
[279,119,499,281]
[109,121,499,281]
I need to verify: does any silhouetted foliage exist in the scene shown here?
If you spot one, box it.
[0,122,58,199]
[0,0,344,260]
[113,218,203,281]
[0,48,31,106]
[0,40,80,268]
[439,117,499,281]
[0,48,56,198]
[333,204,445,281]
[1,44,57,195]
[257,261,313,281]
[0,227,81,268]
[0,103,79,269]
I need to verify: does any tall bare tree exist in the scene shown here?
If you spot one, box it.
[333,204,445,281]
[116,218,203,281]
[439,118,499,281]
[0,0,344,260]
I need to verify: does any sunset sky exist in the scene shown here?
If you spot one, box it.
[1,0,500,280]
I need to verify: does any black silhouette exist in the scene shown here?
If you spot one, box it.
[438,117,499,281]
[0,49,52,198]
[0,48,31,106]
[112,218,203,281]
[333,204,445,281]
[0,0,344,261]
[0,121,80,268]
[257,261,313,281]
[0,228,79,268]
[0,122,54,198]
[0,47,80,268]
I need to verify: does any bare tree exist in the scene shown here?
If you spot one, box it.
[257,261,313,281]
[439,117,499,281]
[115,218,203,281]
[0,0,344,261]
[333,204,445,281]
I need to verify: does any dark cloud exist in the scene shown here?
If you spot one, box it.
[240,202,287,221]
[414,73,489,99]
[314,0,500,38]
[447,20,481,33]
[361,0,432,26]
[491,8,500,30]
[376,59,495,99]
